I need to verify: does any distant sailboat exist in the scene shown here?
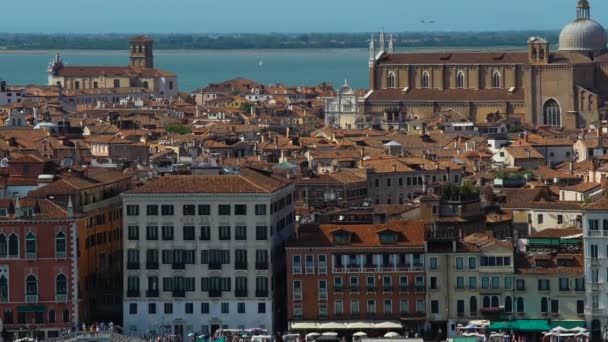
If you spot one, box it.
[258,59,264,67]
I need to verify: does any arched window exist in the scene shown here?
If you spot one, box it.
[387,72,396,89]
[470,296,478,314]
[422,72,430,89]
[56,274,67,295]
[541,297,548,313]
[74,81,80,90]
[482,296,490,308]
[456,71,465,89]
[0,234,6,257]
[0,275,7,300]
[48,309,55,324]
[492,71,501,88]
[491,296,499,307]
[8,234,18,257]
[543,99,561,127]
[143,81,149,89]
[516,297,524,313]
[4,310,13,324]
[62,309,70,323]
[56,232,66,256]
[25,232,36,256]
[26,275,37,295]
[504,296,512,313]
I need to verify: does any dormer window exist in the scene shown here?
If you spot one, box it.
[379,231,398,244]
[332,230,351,245]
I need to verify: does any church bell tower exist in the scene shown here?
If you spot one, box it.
[129,36,154,69]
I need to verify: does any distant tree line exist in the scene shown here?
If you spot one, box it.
[0,31,564,50]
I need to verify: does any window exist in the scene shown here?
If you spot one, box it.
[200,226,210,240]
[0,235,6,257]
[146,226,158,240]
[575,278,585,291]
[422,71,430,88]
[128,225,139,240]
[148,303,156,314]
[367,299,376,314]
[256,276,269,297]
[543,99,561,128]
[142,81,149,89]
[431,300,439,314]
[48,309,55,323]
[164,303,173,314]
[183,205,195,216]
[161,226,174,240]
[491,276,499,289]
[470,296,478,314]
[235,225,247,240]
[256,226,268,240]
[219,226,231,240]
[559,278,570,291]
[492,71,501,88]
[55,232,66,257]
[516,279,525,291]
[183,226,195,241]
[384,299,392,314]
[62,309,70,323]
[468,276,477,289]
[237,303,246,314]
[538,279,550,291]
[334,300,344,315]
[550,300,559,313]
[456,276,464,289]
[235,205,247,216]
[56,274,67,295]
[293,255,302,274]
[146,205,158,216]
[469,257,477,269]
[457,300,465,315]
[129,303,137,315]
[0,276,7,301]
[505,277,512,289]
[456,71,465,88]
[161,205,174,216]
[430,257,438,270]
[482,277,489,289]
[258,303,266,313]
[319,304,328,318]
[126,205,139,216]
[255,204,267,215]
[557,215,563,225]
[219,205,231,216]
[456,257,464,269]
[198,205,210,215]
[591,244,598,258]
[201,303,210,314]
[388,72,396,88]
[25,233,36,256]
[516,297,524,313]
[577,300,584,314]
[113,79,120,88]
[221,303,229,314]
[351,300,360,314]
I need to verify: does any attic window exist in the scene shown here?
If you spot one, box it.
[379,231,398,244]
[535,259,551,268]
[333,231,351,245]
[22,208,35,217]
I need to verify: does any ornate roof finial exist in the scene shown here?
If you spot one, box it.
[369,34,375,65]
[577,0,590,20]
[388,34,394,53]
[379,29,386,53]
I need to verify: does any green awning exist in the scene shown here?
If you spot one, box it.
[488,320,551,332]
[17,305,45,313]
[452,338,478,342]
[550,321,585,329]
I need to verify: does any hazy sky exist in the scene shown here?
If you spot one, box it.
[2,0,607,33]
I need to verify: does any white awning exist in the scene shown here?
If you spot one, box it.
[347,322,374,330]
[373,322,403,329]
[320,322,347,330]
[468,320,490,327]
[291,322,319,330]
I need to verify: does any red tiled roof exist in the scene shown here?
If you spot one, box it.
[56,65,175,77]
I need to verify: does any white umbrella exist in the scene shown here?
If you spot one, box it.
[306,333,320,339]
[375,322,402,329]
[322,332,338,337]
[569,327,587,333]
[384,332,400,338]
[552,326,569,333]
[353,332,367,337]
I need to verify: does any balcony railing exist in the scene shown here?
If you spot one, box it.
[127,263,139,270]
[26,252,37,260]
[415,285,425,292]
[172,289,185,298]
[235,290,248,298]
[383,286,392,292]
[208,263,222,270]
[56,251,66,259]
[26,294,39,303]
[256,290,269,298]
[256,262,269,270]
[293,267,301,274]
[55,294,68,303]
[172,262,185,270]
[146,289,159,298]
[318,264,327,274]
[294,291,302,300]
[588,230,608,237]
[366,286,376,292]
[400,285,409,292]
[146,262,159,270]
[305,266,314,274]
[349,286,359,293]
[126,289,140,298]
[319,291,328,300]
[334,286,343,293]
[235,262,248,270]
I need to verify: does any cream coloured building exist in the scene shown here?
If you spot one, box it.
[121,168,295,337]
[48,36,178,98]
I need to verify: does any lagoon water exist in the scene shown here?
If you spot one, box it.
[0,49,371,92]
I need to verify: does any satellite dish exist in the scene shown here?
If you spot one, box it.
[0,158,8,168]
[61,158,73,168]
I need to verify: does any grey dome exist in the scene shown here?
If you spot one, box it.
[559,19,607,52]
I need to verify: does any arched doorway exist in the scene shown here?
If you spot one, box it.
[591,319,601,341]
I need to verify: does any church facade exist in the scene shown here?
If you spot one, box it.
[47,36,178,98]
[364,0,608,130]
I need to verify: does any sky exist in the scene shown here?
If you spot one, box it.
[2,0,608,33]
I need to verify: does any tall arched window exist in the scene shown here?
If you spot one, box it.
[48,309,55,324]
[56,232,66,257]
[492,71,501,88]
[482,296,490,308]
[63,309,70,323]
[56,274,67,295]
[0,275,7,300]
[543,99,561,127]
[470,296,478,314]
[8,234,18,257]
[25,232,36,257]
[387,72,396,88]
[541,297,548,312]
[456,71,465,89]
[504,296,512,313]
[0,234,6,257]
[26,275,37,295]
[516,297,524,313]
[422,72,430,89]
[491,296,499,307]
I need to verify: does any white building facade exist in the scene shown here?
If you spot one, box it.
[324,81,360,129]
[121,170,295,338]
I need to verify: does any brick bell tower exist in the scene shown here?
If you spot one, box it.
[129,36,154,69]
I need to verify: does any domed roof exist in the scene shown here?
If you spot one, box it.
[559,0,607,52]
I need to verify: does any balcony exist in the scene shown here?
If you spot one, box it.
[587,308,605,316]
[589,258,601,266]
[383,286,393,292]
[349,286,359,293]
[415,285,425,292]
[146,289,159,298]
[126,289,140,298]
[172,262,185,270]
[209,289,222,298]
[56,251,67,259]
[305,266,314,274]
[480,307,504,315]
[127,263,140,270]
[0,297,7,303]
[319,291,328,300]
[172,289,185,298]
[588,230,608,237]
[293,267,302,274]
[146,262,159,270]
[399,285,409,292]
[366,286,376,293]
[589,282,601,291]
[334,286,343,293]
[26,252,37,260]
[208,262,222,270]
[55,294,68,303]
[318,264,327,274]
[235,290,248,298]
[256,290,269,298]
[235,262,248,270]
[255,262,269,270]
[26,294,38,303]
[294,291,302,300]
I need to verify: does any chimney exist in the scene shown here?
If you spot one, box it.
[67,196,74,218]
[392,164,397,172]
[569,161,574,175]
